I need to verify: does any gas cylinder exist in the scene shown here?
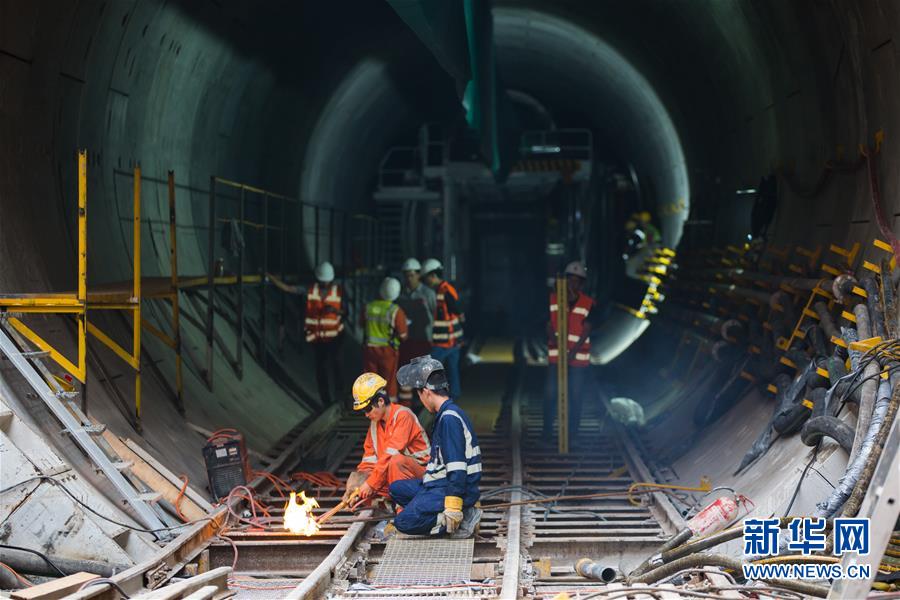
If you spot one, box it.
[687,492,754,537]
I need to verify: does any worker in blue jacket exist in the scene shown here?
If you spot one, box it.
[389,355,482,537]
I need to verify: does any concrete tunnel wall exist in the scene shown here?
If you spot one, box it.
[1,0,899,514]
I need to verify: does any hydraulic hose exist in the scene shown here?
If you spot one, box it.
[816,377,893,517]
[658,518,833,566]
[626,553,831,597]
[849,304,878,462]
[801,416,855,454]
[813,301,841,345]
[629,527,693,576]
[861,276,887,340]
[841,376,899,517]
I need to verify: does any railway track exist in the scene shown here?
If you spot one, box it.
[184,364,681,599]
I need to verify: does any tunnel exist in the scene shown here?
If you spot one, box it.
[0,1,898,598]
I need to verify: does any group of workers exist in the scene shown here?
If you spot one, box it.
[364,257,465,407]
[344,356,482,538]
[270,257,465,410]
[269,255,596,538]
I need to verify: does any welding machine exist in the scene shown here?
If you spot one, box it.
[202,429,251,499]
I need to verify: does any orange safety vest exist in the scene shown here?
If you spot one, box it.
[548,291,594,367]
[305,283,344,343]
[432,280,463,348]
[358,403,431,489]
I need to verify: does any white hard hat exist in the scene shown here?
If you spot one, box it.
[380,277,401,301]
[315,261,335,283]
[421,258,443,276]
[401,257,422,272]
[564,261,587,279]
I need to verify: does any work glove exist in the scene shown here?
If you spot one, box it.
[343,471,367,504]
[442,496,464,534]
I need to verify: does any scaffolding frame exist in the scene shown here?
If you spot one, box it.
[0,152,389,430]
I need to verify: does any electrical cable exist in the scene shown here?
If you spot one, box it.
[782,443,821,518]
[0,476,214,534]
[0,544,67,577]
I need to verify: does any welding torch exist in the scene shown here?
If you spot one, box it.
[315,487,360,526]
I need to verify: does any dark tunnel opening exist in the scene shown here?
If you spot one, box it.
[1,0,899,596]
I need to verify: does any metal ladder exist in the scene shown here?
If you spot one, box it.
[0,321,168,534]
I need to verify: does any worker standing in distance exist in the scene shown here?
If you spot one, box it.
[421,258,464,400]
[268,261,345,407]
[362,277,408,402]
[343,372,430,506]
[396,258,437,406]
[545,260,595,438]
[389,355,482,538]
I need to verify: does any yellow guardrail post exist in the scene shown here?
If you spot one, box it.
[168,171,184,413]
[77,149,88,407]
[557,275,569,454]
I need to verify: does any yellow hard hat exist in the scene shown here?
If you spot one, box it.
[638,211,651,222]
[352,372,387,411]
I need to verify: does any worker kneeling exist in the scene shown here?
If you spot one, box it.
[344,373,431,506]
[389,355,482,538]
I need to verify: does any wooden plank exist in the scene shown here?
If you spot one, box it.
[100,431,207,522]
[122,438,214,511]
[11,572,99,600]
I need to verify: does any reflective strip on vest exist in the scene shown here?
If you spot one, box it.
[433,282,462,347]
[549,292,593,365]
[361,455,377,463]
[366,300,400,348]
[306,283,343,342]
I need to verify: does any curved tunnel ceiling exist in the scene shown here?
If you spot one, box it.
[1,0,897,398]
[492,7,690,248]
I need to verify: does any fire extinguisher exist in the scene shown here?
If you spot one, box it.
[630,490,755,577]
[687,489,755,537]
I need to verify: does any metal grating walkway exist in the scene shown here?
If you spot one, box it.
[371,536,475,586]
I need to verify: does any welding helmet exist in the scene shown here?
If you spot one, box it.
[396,355,448,391]
[352,372,387,411]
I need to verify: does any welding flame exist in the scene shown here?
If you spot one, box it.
[284,491,319,536]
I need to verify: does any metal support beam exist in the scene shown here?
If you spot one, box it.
[236,187,244,380]
[260,192,269,369]
[556,276,568,454]
[168,170,184,413]
[206,176,216,390]
[133,166,143,427]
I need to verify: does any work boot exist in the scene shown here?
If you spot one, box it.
[450,506,482,539]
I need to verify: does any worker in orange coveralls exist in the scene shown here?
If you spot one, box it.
[342,372,431,506]
[361,277,409,403]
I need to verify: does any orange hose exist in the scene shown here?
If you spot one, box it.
[174,475,189,522]
[0,562,33,588]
